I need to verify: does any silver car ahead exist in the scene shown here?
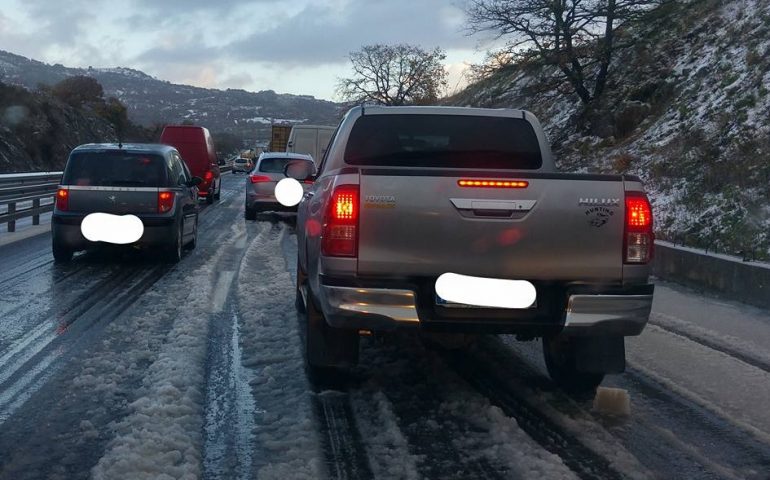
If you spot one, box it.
[232,157,253,174]
[244,152,315,220]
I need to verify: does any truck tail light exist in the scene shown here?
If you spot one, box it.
[56,188,69,211]
[624,192,653,264]
[322,184,359,257]
[158,191,175,213]
[250,175,271,184]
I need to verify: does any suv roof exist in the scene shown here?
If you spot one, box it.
[71,143,177,155]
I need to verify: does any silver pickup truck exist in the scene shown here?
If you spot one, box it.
[294,106,654,393]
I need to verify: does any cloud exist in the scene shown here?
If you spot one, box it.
[141,0,477,68]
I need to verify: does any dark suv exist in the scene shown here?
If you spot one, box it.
[52,143,201,263]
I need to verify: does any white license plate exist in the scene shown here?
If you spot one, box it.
[434,273,537,309]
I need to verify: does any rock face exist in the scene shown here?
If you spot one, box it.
[0,50,343,147]
[449,0,770,259]
[0,83,117,173]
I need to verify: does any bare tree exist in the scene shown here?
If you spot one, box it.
[466,0,664,105]
[337,44,448,106]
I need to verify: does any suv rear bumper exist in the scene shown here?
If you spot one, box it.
[317,278,653,336]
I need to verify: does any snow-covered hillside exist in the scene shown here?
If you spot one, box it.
[452,0,770,259]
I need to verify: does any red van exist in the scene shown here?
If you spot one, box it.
[160,125,221,204]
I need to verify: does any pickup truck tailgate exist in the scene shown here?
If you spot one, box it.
[357,171,626,281]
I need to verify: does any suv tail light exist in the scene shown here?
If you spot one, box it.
[158,191,175,213]
[56,188,69,211]
[250,175,271,184]
[322,184,359,257]
[204,170,214,182]
[624,192,653,264]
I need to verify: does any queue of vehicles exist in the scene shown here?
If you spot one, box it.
[52,107,655,394]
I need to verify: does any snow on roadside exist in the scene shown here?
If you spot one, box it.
[91,246,226,480]
[235,223,325,479]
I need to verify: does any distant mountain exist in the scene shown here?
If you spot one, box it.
[0,50,343,146]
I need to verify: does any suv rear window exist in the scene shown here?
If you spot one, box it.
[258,157,312,173]
[344,114,542,169]
[63,152,168,187]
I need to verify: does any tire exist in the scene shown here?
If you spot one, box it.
[245,205,257,221]
[165,221,184,263]
[185,216,198,250]
[206,190,214,204]
[214,181,221,200]
[543,335,604,395]
[295,258,307,313]
[305,288,359,371]
[52,241,72,263]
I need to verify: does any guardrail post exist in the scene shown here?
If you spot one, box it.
[7,203,15,232]
[32,198,40,225]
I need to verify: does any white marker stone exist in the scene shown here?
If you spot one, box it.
[275,178,304,207]
[81,213,144,244]
[593,387,631,416]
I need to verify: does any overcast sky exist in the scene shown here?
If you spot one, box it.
[0,0,498,101]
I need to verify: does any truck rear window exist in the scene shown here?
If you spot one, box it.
[63,152,168,187]
[344,115,543,169]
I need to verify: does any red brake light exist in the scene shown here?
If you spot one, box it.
[204,170,214,181]
[158,191,174,213]
[250,175,271,184]
[624,192,653,264]
[56,188,69,211]
[322,185,359,257]
[458,179,529,188]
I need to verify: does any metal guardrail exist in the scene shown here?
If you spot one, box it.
[0,172,63,232]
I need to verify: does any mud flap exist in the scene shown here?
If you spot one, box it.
[574,336,625,374]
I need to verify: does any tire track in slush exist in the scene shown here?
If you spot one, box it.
[0,265,167,425]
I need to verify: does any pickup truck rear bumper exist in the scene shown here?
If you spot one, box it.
[318,278,653,336]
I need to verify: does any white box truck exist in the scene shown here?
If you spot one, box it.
[286,125,336,163]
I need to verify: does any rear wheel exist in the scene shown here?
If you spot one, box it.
[165,221,183,263]
[206,190,214,204]
[214,181,221,200]
[305,288,359,373]
[185,216,198,250]
[295,258,307,313]
[543,335,604,395]
[52,241,72,263]
[245,205,257,220]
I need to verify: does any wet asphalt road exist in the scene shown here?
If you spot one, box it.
[1,173,770,479]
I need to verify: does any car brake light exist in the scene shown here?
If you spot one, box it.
[204,170,214,181]
[250,175,271,183]
[56,188,69,211]
[458,179,529,188]
[158,191,174,213]
[624,192,653,264]
[322,184,359,257]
